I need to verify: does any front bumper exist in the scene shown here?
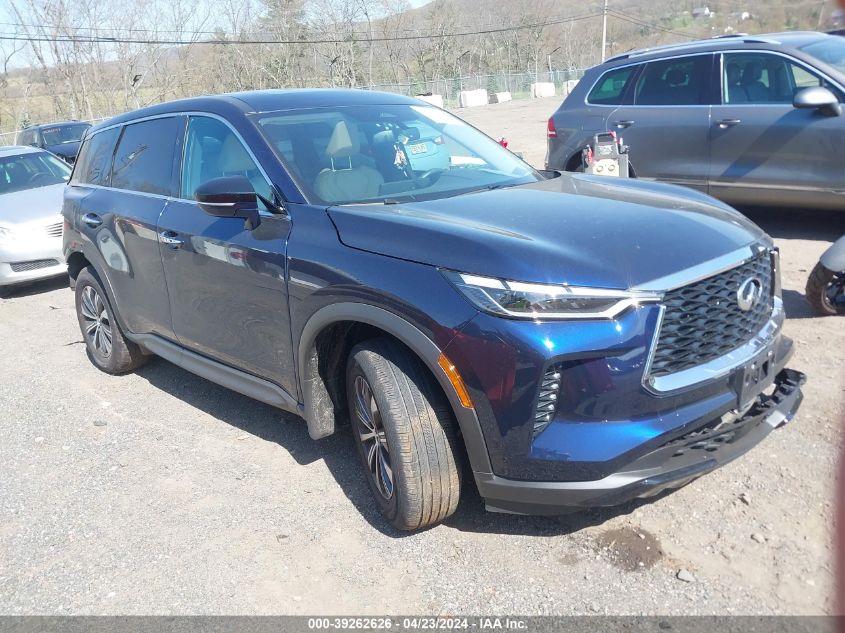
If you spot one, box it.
[477,368,805,515]
[0,236,66,288]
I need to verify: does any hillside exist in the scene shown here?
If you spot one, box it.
[0,0,838,135]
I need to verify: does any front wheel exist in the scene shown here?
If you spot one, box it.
[347,338,462,531]
[806,262,845,316]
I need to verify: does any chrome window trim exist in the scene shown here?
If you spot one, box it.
[71,111,282,217]
[87,111,180,136]
[716,49,844,105]
[68,183,282,220]
[584,51,716,108]
[643,297,783,394]
[68,182,171,202]
[585,47,845,109]
[175,111,276,207]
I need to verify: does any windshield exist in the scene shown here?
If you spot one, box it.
[0,151,71,194]
[40,123,90,146]
[252,104,540,205]
[800,37,845,74]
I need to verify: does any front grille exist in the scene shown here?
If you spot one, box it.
[45,222,63,238]
[533,364,563,437]
[648,252,774,378]
[10,259,60,273]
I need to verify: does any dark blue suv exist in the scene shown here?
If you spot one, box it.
[62,89,805,530]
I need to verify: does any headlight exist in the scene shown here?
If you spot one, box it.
[442,270,660,320]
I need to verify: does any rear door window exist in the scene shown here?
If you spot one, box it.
[71,127,120,187]
[588,66,638,105]
[111,117,179,196]
[635,55,712,105]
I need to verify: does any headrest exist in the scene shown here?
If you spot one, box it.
[218,134,256,173]
[665,68,687,86]
[726,63,742,82]
[325,120,360,158]
[372,130,395,145]
[742,62,763,83]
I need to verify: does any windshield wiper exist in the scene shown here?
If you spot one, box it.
[451,182,519,198]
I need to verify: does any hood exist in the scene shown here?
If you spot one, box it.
[0,183,66,227]
[327,173,768,290]
[44,142,80,161]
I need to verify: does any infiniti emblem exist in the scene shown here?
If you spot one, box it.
[737,277,763,312]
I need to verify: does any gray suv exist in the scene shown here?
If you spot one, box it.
[547,32,845,210]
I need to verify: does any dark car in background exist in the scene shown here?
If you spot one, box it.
[63,89,803,530]
[16,121,92,165]
[547,32,845,211]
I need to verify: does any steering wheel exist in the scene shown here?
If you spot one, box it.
[28,172,53,185]
[414,168,446,188]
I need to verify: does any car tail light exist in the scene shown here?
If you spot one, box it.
[547,117,557,138]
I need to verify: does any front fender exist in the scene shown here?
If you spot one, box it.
[297,301,492,474]
[820,234,845,271]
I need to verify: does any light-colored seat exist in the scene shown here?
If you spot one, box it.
[314,120,384,203]
[217,133,269,197]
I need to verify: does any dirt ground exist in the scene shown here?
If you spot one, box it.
[0,97,843,616]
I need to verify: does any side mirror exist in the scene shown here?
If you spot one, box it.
[195,176,261,230]
[794,86,841,117]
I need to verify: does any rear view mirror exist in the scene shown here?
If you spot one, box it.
[794,86,841,117]
[195,176,261,230]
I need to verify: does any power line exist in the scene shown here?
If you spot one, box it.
[608,10,699,39]
[0,11,604,46]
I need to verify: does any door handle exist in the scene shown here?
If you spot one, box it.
[82,213,102,229]
[159,231,184,248]
[614,120,635,129]
[717,119,742,129]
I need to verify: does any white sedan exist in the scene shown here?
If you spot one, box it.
[0,146,71,297]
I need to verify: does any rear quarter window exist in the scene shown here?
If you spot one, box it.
[110,117,179,196]
[588,66,637,105]
[71,127,120,187]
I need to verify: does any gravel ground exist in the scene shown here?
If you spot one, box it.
[1,97,843,616]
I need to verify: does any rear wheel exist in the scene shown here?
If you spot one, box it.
[74,267,148,374]
[347,338,462,530]
[806,262,845,316]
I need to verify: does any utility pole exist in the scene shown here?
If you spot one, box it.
[601,0,609,63]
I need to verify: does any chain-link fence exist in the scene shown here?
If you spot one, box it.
[368,69,586,106]
[0,70,585,145]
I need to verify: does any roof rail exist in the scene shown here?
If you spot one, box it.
[604,34,782,63]
[605,40,709,63]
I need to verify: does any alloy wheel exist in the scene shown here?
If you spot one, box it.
[353,375,394,500]
[824,272,845,313]
[80,285,113,357]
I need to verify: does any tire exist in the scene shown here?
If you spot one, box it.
[805,262,845,317]
[0,285,12,299]
[74,267,148,374]
[347,337,462,530]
